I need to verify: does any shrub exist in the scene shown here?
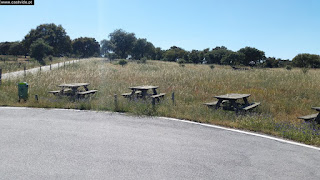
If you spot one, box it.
[177,59,186,65]
[285,65,292,70]
[301,68,309,74]
[177,59,186,67]
[137,57,147,64]
[118,59,128,67]
[141,57,147,63]
[209,64,215,69]
[48,55,53,61]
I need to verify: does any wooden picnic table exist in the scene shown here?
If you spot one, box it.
[298,107,320,124]
[49,83,97,98]
[129,85,159,99]
[122,85,165,102]
[204,93,260,112]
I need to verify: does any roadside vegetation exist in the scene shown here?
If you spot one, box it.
[0,59,319,146]
[0,55,75,73]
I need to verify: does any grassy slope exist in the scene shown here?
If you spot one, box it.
[0,59,319,145]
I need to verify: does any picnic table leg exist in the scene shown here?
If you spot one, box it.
[59,89,64,95]
[71,87,78,97]
[215,99,223,109]
[127,89,136,100]
[152,88,158,95]
[230,100,241,112]
[243,97,250,106]
[83,85,89,91]
[315,113,320,124]
[141,90,148,99]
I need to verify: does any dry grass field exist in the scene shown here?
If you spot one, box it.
[0,58,319,145]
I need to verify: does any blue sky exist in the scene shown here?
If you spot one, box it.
[1,0,319,59]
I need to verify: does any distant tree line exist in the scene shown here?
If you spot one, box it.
[0,23,100,64]
[100,29,320,68]
[1,24,320,68]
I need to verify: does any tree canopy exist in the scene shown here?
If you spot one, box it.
[163,46,188,62]
[8,42,25,56]
[238,47,265,65]
[0,42,14,55]
[22,23,72,56]
[30,38,53,64]
[131,38,155,60]
[72,37,100,58]
[108,29,136,58]
[292,53,320,68]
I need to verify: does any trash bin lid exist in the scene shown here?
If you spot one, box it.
[18,82,28,85]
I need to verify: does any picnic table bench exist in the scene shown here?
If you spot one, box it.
[77,90,98,98]
[49,83,98,99]
[204,93,260,112]
[298,107,320,124]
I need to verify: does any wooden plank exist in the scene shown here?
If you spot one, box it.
[48,90,60,94]
[135,91,142,94]
[243,102,260,111]
[298,113,318,120]
[129,85,159,90]
[203,101,219,106]
[58,83,90,88]
[77,90,97,95]
[215,93,251,100]
[203,100,227,106]
[48,90,61,96]
[121,92,132,96]
[311,107,320,111]
[151,93,166,98]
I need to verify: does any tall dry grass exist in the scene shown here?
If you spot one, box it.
[0,58,319,145]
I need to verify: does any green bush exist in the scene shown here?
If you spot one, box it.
[48,55,53,61]
[118,59,128,67]
[285,65,292,70]
[177,59,186,64]
[301,68,309,74]
[137,57,147,64]
[141,57,147,63]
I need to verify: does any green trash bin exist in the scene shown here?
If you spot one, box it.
[18,82,29,101]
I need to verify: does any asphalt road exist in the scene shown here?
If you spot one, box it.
[0,107,319,180]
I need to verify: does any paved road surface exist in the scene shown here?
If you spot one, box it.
[0,107,319,179]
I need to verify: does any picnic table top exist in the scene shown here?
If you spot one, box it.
[311,107,320,111]
[214,93,251,100]
[58,83,90,88]
[129,85,159,90]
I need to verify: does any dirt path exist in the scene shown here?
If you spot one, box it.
[1,58,93,80]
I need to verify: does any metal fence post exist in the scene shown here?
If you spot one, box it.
[152,98,156,111]
[172,92,175,105]
[114,94,118,111]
